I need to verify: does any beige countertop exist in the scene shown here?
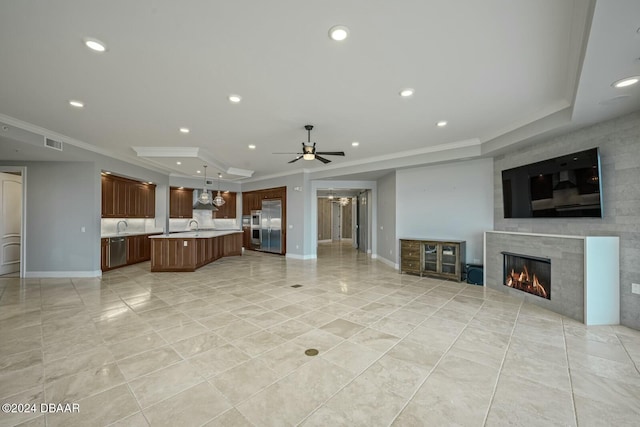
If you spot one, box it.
[149,230,242,239]
[101,230,163,238]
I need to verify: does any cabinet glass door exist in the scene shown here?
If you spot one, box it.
[440,244,457,274]
[423,244,438,273]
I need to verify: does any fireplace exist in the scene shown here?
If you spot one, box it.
[502,252,551,300]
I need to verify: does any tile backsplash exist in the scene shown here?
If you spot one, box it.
[101,218,162,235]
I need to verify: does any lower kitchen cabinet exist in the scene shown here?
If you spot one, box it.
[102,233,160,271]
[101,238,110,271]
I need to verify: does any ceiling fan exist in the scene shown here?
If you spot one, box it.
[274,125,345,164]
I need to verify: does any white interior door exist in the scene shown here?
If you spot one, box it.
[0,172,22,275]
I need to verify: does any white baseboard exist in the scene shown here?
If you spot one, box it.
[285,253,317,260]
[25,270,102,278]
[374,256,398,269]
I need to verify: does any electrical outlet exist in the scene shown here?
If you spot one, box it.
[632,283,640,295]
[81,226,86,233]
[183,241,188,247]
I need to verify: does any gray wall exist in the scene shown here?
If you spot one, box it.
[377,171,397,266]
[493,111,640,329]
[2,161,101,274]
[396,158,494,265]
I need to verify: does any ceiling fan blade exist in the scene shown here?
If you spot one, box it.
[273,152,302,154]
[315,155,331,164]
[288,155,304,163]
[316,151,345,156]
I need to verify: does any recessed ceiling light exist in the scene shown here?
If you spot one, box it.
[612,77,639,88]
[248,144,256,149]
[179,128,190,134]
[436,120,448,127]
[83,38,107,52]
[176,161,182,165]
[147,181,153,184]
[178,186,184,189]
[228,94,242,103]
[196,170,201,174]
[105,171,111,175]
[351,142,359,147]
[329,25,350,41]
[399,88,414,97]
[69,100,84,108]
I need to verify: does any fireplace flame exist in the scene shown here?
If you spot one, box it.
[505,266,548,299]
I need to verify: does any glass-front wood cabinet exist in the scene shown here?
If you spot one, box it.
[400,239,466,281]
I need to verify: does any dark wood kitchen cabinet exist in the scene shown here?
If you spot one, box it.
[170,187,194,218]
[102,174,156,218]
[212,192,237,219]
[101,238,110,271]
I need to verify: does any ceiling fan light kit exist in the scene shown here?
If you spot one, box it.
[276,125,346,164]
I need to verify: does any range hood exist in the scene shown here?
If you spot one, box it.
[193,190,218,211]
[553,170,577,191]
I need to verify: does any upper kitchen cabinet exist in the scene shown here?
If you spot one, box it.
[102,174,156,218]
[170,187,194,218]
[213,192,236,219]
[243,187,286,214]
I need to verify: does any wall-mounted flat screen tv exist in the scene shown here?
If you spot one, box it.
[502,147,603,218]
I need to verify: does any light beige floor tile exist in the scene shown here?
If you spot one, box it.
[202,408,253,427]
[211,358,280,404]
[319,318,365,339]
[187,344,250,378]
[128,360,205,408]
[321,340,381,374]
[570,369,640,414]
[155,321,209,344]
[171,331,227,358]
[359,354,430,399]
[106,412,150,427]
[116,346,182,380]
[107,331,168,360]
[44,345,115,384]
[258,340,314,377]
[296,310,337,327]
[245,311,290,329]
[303,375,406,426]
[236,358,352,427]
[143,381,231,427]
[292,329,344,353]
[348,328,400,352]
[573,394,640,427]
[197,312,242,330]
[492,373,576,426]
[232,331,286,357]
[0,386,44,426]
[214,320,262,341]
[44,362,125,403]
[266,319,314,340]
[46,384,139,427]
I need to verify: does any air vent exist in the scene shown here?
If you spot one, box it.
[206,179,213,185]
[44,137,63,151]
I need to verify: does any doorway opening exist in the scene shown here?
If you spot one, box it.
[0,168,25,278]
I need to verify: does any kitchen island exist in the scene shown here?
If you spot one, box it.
[149,230,243,272]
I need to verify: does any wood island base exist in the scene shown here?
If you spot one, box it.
[150,231,242,272]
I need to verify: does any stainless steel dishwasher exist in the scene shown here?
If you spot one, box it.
[108,237,127,268]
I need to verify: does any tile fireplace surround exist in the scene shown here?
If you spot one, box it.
[484,231,619,325]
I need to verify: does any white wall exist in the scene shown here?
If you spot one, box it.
[396,158,494,265]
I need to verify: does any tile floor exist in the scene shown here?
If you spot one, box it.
[1,242,639,426]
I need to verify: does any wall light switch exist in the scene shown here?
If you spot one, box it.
[632,283,640,295]
[81,227,86,233]
[183,241,188,247]
[289,224,293,229]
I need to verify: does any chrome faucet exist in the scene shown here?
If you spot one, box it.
[188,219,199,231]
[116,220,128,234]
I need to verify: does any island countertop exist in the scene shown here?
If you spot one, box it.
[149,230,242,239]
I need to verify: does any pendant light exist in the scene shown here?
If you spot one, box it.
[197,165,212,205]
[213,173,226,207]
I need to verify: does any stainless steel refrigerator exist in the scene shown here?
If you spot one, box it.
[260,200,282,253]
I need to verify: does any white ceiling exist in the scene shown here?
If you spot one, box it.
[1,0,639,181]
